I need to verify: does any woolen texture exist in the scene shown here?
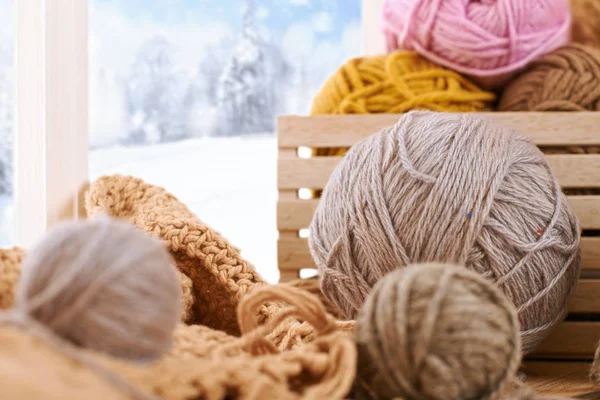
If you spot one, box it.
[311,51,495,115]
[572,0,600,49]
[85,175,354,350]
[13,217,182,362]
[309,111,582,354]
[382,0,571,89]
[355,263,521,400]
[498,44,600,112]
[86,175,267,337]
[0,247,24,310]
[0,283,356,399]
[498,44,600,195]
[310,51,495,158]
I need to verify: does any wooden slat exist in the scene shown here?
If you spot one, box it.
[532,322,600,358]
[278,113,600,147]
[278,236,312,271]
[549,156,600,189]
[278,236,600,271]
[583,237,600,270]
[571,196,600,230]
[279,270,300,282]
[278,196,600,230]
[278,155,600,190]
[277,199,318,230]
[570,280,600,313]
[286,274,600,313]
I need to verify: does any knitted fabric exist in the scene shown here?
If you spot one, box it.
[0,247,24,310]
[0,284,356,399]
[85,174,268,335]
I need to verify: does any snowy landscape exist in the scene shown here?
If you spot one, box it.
[0,0,361,282]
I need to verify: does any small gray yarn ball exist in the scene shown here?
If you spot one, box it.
[355,263,521,400]
[309,111,582,353]
[14,217,182,361]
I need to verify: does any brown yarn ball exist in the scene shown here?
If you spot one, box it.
[572,0,600,49]
[14,217,182,362]
[309,111,581,354]
[498,44,600,112]
[355,263,521,400]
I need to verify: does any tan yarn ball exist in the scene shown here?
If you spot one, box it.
[572,0,600,49]
[309,111,582,354]
[498,44,600,112]
[355,263,521,400]
[14,217,182,362]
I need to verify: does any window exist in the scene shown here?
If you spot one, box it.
[88,0,361,282]
[0,0,13,247]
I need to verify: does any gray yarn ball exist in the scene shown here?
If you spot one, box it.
[15,217,182,362]
[309,111,581,353]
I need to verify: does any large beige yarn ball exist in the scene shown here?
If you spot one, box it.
[308,111,581,353]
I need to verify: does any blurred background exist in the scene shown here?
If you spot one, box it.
[0,0,361,282]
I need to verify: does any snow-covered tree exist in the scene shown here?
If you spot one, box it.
[0,45,13,196]
[124,37,189,145]
[216,0,275,136]
[198,42,233,103]
[281,22,317,115]
[185,40,233,137]
[264,42,293,118]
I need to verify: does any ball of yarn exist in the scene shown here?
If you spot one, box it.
[499,44,600,112]
[309,111,581,354]
[311,51,495,115]
[14,217,182,361]
[382,0,571,89]
[572,0,600,49]
[355,263,521,400]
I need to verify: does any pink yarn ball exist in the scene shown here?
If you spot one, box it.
[382,0,572,89]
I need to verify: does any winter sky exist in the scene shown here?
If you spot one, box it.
[89,0,361,78]
[0,0,362,121]
[0,0,361,77]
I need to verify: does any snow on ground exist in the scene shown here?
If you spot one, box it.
[0,135,280,283]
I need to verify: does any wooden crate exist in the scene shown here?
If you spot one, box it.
[277,112,600,397]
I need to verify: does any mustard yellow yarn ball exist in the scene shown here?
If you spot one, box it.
[310,51,496,115]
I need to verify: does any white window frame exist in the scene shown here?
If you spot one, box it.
[14,0,88,248]
[362,0,386,55]
[11,0,378,248]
